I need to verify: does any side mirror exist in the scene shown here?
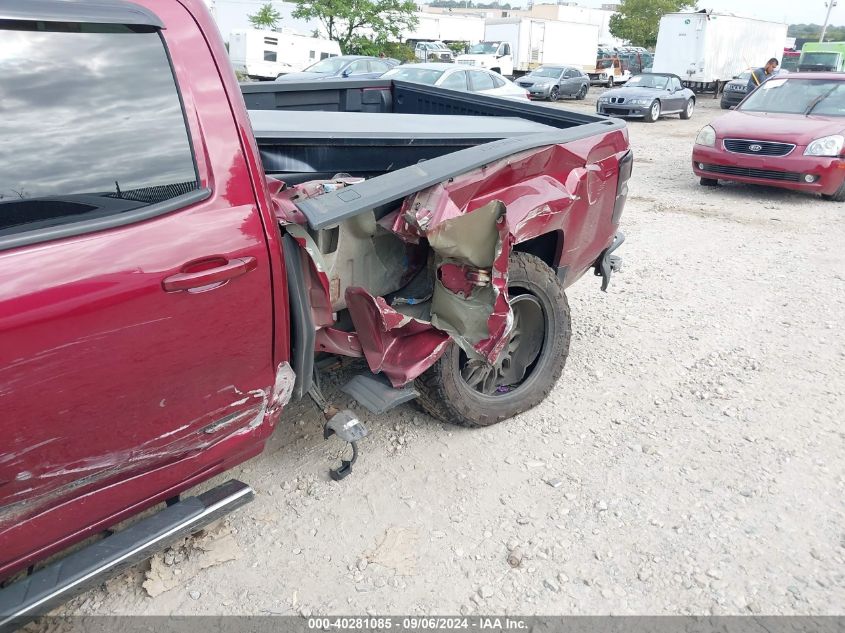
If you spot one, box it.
[342,68,351,77]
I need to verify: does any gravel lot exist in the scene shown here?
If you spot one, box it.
[55,89,845,619]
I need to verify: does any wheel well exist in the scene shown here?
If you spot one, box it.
[513,231,562,270]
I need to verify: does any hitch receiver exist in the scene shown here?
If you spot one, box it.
[594,232,625,292]
[323,410,368,481]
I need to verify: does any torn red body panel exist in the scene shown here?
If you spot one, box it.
[315,327,363,357]
[266,175,364,226]
[271,139,628,387]
[345,288,451,387]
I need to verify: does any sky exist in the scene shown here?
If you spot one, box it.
[572,0,842,26]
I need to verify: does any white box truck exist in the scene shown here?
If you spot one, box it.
[652,12,787,92]
[403,13,486,45]
[456,18,599,77]
[229,29,341,80]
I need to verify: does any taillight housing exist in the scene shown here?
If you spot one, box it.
[612,150,633,225]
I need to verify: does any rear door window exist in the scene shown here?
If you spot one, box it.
[0,21,199,240]
[469,71,496,91]
[441,70,469,91]
[370,60,391,74]
[346,60,370,75]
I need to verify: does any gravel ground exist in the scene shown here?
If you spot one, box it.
[52,90,845,619]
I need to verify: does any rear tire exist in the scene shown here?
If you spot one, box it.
[576,84,588,100]
[700,177,719,187]
[823,180,845,201]
[644,100,661,123]
[680,98,695,119]
[415,252,571,428]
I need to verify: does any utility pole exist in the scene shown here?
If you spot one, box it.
[820,0,837,42]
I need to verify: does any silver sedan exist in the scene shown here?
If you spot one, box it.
[382,63,529,100]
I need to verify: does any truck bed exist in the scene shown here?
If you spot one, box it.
[249,110,561,182]
[242,79,623,228]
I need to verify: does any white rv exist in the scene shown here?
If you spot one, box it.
[228,28,341,80]
[652,12,787,90]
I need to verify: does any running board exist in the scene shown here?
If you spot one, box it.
[341,374,419,414]
[0,480,253,632]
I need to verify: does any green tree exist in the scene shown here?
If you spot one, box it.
[609,0,694,48]
[248,3,283,30]
[293,0,418,53]
[348,36,416,61]
[447,41,468,55]
[788,23,845,42]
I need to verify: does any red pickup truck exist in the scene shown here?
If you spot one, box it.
[0,0,630,624]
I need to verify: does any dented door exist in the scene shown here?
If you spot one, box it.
[0,2,275,571]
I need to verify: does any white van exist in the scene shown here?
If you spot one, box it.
[229,29,341,80]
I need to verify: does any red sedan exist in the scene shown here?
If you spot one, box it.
[692,72,845,201]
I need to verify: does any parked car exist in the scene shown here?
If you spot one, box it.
[382,63,529,100]
[274,55,397,82]
[0,0,631,623]
[693,72,845,201]
[414,40,454,63]
[721,70,752,109]
[589,56,632,87]
[597,73,696,122]
[515,65,589,101]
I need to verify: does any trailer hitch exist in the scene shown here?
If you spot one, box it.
[309,370,368,481]
[594,232,625,292]
[323,409,367,481]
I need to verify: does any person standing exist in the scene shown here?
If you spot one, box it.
[747,58,779,91]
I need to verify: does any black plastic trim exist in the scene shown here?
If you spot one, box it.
[282,233,316,400]
[0,480,252,632]
[0,0,163,27]
[296,120,625,230]
[0,188,211,253]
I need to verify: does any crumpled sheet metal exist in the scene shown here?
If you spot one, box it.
[345,287,451,387]
[278,143,599,388]
[266,175,364,225]
[385,145,584,369]
[425,201,512,363]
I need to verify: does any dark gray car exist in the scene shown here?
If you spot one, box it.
[720,71,751,109]
[596,73,696,122]
[516,65,589,101]
[275,55,397,82]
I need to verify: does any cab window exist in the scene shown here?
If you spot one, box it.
[0,21,198,239]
